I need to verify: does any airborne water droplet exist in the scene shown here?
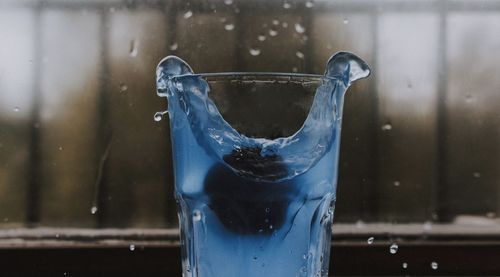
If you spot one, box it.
[129,244,135,251]
[431,261,438,270]
[272,19,280,25]
[224,0,233,5]
[129,40,138,57]
[283,1,291,9]
[343,18,349,24]
[268,28,278,36]
[169,42,178,51]
[13,107,20,112]
[257,35,266,41]
[472,172,481,178]
[183,10,193,19]
[381,124,392,131]
[367,237,374,244]
[249,48,261,56]
[294,23,306,34]
[224,23,235,31]
[90,206,98,214]
[119,83,128,92]
[402,262,408,269]
[296,51,304,59]
[282,22,288,28]
[394,181,400,187]
[305,1,314,8]
[389,243,398,254]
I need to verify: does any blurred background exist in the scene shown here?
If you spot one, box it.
[0,0,499,229]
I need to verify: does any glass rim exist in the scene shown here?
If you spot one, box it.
[171,72,342,82]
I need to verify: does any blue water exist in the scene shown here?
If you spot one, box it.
[156,53,369,277]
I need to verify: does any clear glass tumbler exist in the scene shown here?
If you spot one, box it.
[156,52,370,277]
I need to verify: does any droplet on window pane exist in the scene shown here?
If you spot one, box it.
[389,243,398,254]
[294,23,305,34]
[183,10,193,19]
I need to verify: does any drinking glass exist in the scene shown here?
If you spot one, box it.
[156,52,370,277]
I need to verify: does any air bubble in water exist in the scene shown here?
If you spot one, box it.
[90,206,98,214]
[193,209,202,221]
[402,262,408,269]
[367,237,374,244]
[129,244,135,251]
[169,42,178,51]
[224,23,235,31]
[268,28,278,36]
[389,243,398,254]
[305,1,314,8]
[431,261,438,270]
[294,23,306,34]
[257,35,266,41]
[249,48,261,56]
[296,51,304,59]
[183,10,193,19]
[381,124,392,131]
[129,40,138,57]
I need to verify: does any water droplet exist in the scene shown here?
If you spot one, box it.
[265,207,270,213]
[169,42,178,51]
[367,237,374,244]
[272,19,280,25]
[249,48,261,56]
[109,7,116,13]
[257,35,266,41]
[294,23,306,34]
[90,206,98,214]
[296,51,304,59]
[13,107,20,112]
[343,18,349,24]
[283,1,291,9]
[292,67,298,72]
[268,28,278,36]
[394,181,400,186]
[129,40,138,57]
[402,262,408,269]
[423,221,432,230]
[193,209,202,221]
[356,220,365,228]
[58,146,63,151]
[119,83,128,92]
[305,1,314,8]
[224,0,233,5]
[431,261,438,270]
[282,22,288,28]
[381,124,392,131]
[154,111,168,122]
[224,23,235,31]
[473,172,481,178]
[183,10,193,19]
[129,244,135,251]
[389,243,398,254]
[269,225,273,229]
